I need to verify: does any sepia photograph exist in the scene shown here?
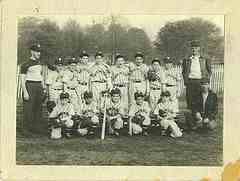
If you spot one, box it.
[16,14,224,166]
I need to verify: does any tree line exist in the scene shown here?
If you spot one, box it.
[18,16,224,65]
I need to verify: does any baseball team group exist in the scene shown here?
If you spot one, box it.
[20,40,218,139]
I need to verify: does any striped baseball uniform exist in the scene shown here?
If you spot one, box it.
[153,99,182,138]
[75,63,92,103]
[111,65,129,110]
[129,101,151,134]
[46,69,63,103]
[165,67,181,112]
[90,62,111,108]
[148,66,166,110]
[129,62,149,106]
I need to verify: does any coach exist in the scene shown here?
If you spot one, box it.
[182,40,212,111]
[20,44,45,135]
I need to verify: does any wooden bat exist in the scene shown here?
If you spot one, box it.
[101,92,108,140]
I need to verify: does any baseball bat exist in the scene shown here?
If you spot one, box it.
[101,93,108,140]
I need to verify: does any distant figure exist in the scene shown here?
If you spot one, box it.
[182,41,212,110]
[192,78,218,131]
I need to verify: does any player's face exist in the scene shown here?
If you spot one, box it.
[191,47,200,56]
[116,58,124,66]
[60,98,68,105]
[69,63,77,71]
[201,83,209,92]
[85,97,93,104]
[152,61,160,71]
[111,94,121,103]
[135,57,143,66]
[95,56,103,64]
[56,65,63,72]
[31,50,41,60]
[135,97,144,105]
[82,56,89,64]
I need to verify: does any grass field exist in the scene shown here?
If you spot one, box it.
[16,98,223,166]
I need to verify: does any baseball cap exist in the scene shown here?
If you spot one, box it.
[30,44,41,52]
[135,51,144,58]
[110,88,121,96]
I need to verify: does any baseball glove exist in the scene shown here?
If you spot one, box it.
[159,109,168,118]
[132,112,145,125]
[46,101,56,113]
[106,107,119,117]
[147,70,158,81]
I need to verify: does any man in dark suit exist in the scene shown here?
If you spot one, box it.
[192,78,218,130]
[182,41,212,110]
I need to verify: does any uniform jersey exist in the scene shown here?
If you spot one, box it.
[148,67,166,89]
[90,63,111,82]
[129,101,151,117]
[46,70,63,90]
[165,67,181,86]
[111,65,129,86]
[153,100,178,116]
[77,63,92,84]
[79,101,98,115]
[129,62,149,82]
[106,100,125,116]
[49,103,75,118]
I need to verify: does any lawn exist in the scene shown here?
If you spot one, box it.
[16,98,223,166]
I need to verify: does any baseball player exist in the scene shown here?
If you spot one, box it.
[75,51,92,104]
[106,88,125,136]
[76,91,99,136]
[153,91,183,138]
[128,52,149,106]
[164,57,181,112]
[89,51,112,108]
[46,58,64,105]
[64,58,80,112]
[147,58,166,110]
[129,92,151,136]
[110,54,129,111]
[48,92,75,139]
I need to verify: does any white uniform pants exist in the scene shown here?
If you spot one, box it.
[160,118,182,137]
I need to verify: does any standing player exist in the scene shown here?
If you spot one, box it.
[20,44,45,135]
[164,57,181,112]
[147,58,166,110]
[111,54,129,111]
[128,52,149,106]
[75,51,92,103]
[129,92,151,136]
[46,58,64,105]
[90,51,112,108]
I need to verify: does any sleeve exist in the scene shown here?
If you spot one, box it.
[68,104,75,116]
[153,104,160,115]
[118,104,125,115]
[93,102,99,113]
[20,62,29,74]
[129,105,136,117]
[49,106,59,118]
[144,102,151,114]
[45,71,54,85]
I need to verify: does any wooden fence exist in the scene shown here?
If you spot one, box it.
[16,63,224,99]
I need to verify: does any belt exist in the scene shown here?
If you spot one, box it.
[92,81,106,83]
[114,84,126,87]
[54,88,62,90]
[132,80,142,83]
[166,84,176,87]
[151,87,161,90]
[79,82,88,86]
[67,87,76,90]
[26,80,41,83]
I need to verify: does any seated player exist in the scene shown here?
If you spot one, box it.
[48,92,75,139]
[153,91,183,138]
[129,92,151,136]
[77,91,99,136]
[106,88,125,136]
[192,78,218,131]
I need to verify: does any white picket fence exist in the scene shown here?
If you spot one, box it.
[16,63,224,99]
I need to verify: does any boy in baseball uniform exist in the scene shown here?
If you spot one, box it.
[153,91,183,138]
[49,92,75,139]
[129,92,151,136]
[147,58,166,110]
[110,54,129,111]
[128,52,149,107]
[76,91,99,136]
[90,51,112,108]
[164,57,181,112]
[106,88,126,136]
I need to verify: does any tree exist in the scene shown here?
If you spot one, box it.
[154,17,224,63]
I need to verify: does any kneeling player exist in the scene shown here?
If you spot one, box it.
[48,92,75,139]
[106,88,125,136]
[153,91,182,138]
[77,91,99,136]
[129,92,151,136]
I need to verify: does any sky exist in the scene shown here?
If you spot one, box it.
[19,14,224,41]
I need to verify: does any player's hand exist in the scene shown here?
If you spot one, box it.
[203,118,209,123]
[23,91,29,101]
